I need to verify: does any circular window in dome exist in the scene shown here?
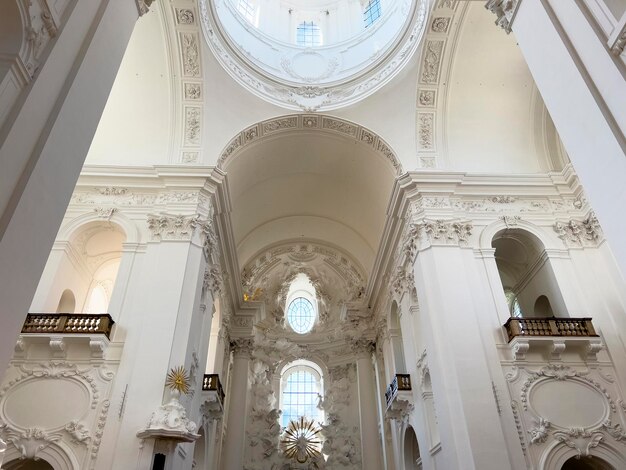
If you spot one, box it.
[287,297,315,334]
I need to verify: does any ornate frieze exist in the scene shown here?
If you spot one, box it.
[147,213,210,242]
[485,0,522,34]
[554,212,602,247]
[420,40,444,84]
[218,114,402,174]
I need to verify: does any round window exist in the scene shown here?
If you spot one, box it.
[287,297,315,334]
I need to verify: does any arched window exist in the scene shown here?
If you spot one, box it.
[296,21,322,47]
[285,273,318,334]
[505,289,522,318]
[364,0,382,28]
[237,0,256,24]
[280,361,323,428]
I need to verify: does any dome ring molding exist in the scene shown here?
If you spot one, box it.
[199,0,428,112]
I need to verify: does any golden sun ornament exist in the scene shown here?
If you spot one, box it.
[165,366,191,395]
[281,417,322,464]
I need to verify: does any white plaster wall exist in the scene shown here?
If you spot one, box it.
[85,7,172,166]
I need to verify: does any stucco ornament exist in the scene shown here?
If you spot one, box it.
[136,389,199,442]
[199,0,427,111]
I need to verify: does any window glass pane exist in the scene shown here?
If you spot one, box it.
[287,297,315,333]
[281,368,321,428]
[296,22,322,47]
[364,0,382,28]
[237,0,255,23]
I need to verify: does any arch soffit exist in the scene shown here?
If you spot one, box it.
[3,440,79,470]
[217,114,403,176]
[56,211,141,246]
[479,219,564,252]
[277,356,329,380]
[539,439,626,470]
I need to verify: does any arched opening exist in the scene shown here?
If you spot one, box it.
[492,229,566,318]
[561,455,615,470]
[390,301,406,373]
[534,295,554,317]
[280,359,324,428]
[403,426,421,469]
[56,289,76,313]
[420,369,439,448]
[4,459,55,470]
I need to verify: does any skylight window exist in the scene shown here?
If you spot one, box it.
[237,0,256,24]
[296,21,322,47]
[364,0,382,28]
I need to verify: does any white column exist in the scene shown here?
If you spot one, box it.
[221,338,253,470]
[491,0,626,281]
[0,0,143,374]
[354,340,384,470]
[95,213,211,470]
[411,241,515,470]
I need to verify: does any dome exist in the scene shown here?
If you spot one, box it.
[199,0,427,111]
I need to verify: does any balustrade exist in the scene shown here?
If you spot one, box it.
[504,317,598,342]
[22,313,114,339]
[385,374,411,410]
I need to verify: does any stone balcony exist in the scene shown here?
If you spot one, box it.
[15,313,115,359]
[385,374,414,421]
[503,316,602,361]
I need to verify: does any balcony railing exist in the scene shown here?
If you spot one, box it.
[385,374,411,409]
[22,313,114,339]
[202,374,225,406]
[504,317,598,343]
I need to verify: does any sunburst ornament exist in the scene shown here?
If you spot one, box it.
[165,366,191,395]
[281,417,322,464]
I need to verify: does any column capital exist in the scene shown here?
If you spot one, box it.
[230,337,254,357]
[351,339,375,357]
[485,0,522,34]
[136,0,154,16]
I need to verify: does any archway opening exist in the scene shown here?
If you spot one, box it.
[4,459,54,470]
[492,229,566,318]
[561,455,615,470]
[56,289,76,313]
[403,425,421,469]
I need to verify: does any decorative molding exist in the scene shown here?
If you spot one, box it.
[137,392,199,442]
[65,420,91,444]
[350,339,375,356]
[146,213,209,242]
[418,89,436,107]
[552,429,604,458]
[90,400,110,461]
[184,107,202,145]
[528,418,550,444]
[136,0,154,16]
[230,338,254,356]
[180,33,201,77]
[417,112,435,150]
[420,219,473,246]
[420,40,444,84]
[203,264,224,296]
[0,425,62,460]
[485,0,522,34]
[218,114,402,174]
[184,82,201,100]
[431,17,451,33]
[199,0,427,111]
[176,8,195,25]
[611,25,626,56]
[553,212,603,247]
[390,266,418,301]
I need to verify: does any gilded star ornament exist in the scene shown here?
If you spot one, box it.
[281,417,322,464]
[165,366,191,395]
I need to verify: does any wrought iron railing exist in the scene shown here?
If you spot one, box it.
[22,313,114,339]
[385,374,411,409]
[504,317,598,343]
[202,374,225,405]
